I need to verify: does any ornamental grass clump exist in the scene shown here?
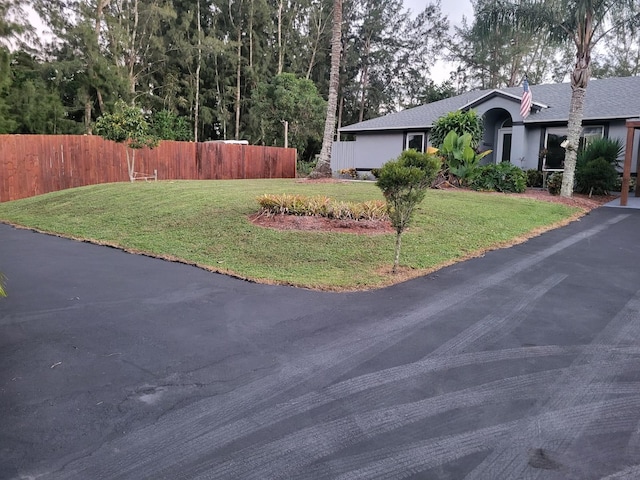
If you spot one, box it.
[257,194,387,221]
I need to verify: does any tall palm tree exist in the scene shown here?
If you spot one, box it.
[310,0,342,179]
[478,0,640,197]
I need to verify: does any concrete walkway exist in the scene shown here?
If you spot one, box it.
[604,194,640,209]
[2,207,640,479]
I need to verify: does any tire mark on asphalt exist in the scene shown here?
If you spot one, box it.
[464,289,640,479]
[625,420,640,458]
[601,465,640,479]
[319,397,640,480]
[184,364,637,480]
[122,346,640,480]
[430,273,567,356]
[43,214,628,479]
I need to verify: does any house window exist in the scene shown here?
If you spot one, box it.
[543,126,604,170]
[406,133,425,153]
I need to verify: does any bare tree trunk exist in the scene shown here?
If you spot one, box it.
[84,100,92,134]
[235,28,242,140]
[358,37,370,123]
[92,1,109,117]
[310,0,342,179]
[393,231,401,273]
[214,54,227,139]
[96,89,106,115]
[126,148,135,182]
[194,0,202,142]
[277,0,284,74]
[128,0,139,96]
[249,0,254,69]
[305,6,326,80]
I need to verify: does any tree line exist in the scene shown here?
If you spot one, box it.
[1,0,639,164]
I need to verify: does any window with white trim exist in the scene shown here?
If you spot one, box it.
[542,126,604,170]
[405,133,425,153]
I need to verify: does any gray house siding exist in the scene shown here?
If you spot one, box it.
[331,133,404,172]
[336,76,640,176]
[331,141,356,171]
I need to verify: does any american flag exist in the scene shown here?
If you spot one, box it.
[520,78,532,119]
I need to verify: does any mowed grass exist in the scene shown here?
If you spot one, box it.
[0,179,581,290]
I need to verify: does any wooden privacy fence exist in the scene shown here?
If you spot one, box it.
[0,135,297,202]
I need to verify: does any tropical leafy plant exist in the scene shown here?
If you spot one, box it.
[376,150,440,273]
[439,130,491,185]
[429,110,484,149]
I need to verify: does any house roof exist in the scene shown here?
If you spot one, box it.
[339,76,640,133]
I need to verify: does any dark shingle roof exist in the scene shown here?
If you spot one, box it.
[340,76,640,133]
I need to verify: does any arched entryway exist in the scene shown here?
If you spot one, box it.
[480,108,513,164]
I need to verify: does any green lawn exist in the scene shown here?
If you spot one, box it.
[0,180,581,290]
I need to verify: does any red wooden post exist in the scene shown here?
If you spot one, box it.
[621,120,640,206]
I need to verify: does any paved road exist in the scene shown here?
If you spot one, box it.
[1,207,640,479]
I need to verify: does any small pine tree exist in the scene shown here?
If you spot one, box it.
[376,150,440,273]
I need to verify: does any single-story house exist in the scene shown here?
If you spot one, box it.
[331,76,640,177]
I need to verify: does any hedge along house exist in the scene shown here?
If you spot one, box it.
[332,76,640,182]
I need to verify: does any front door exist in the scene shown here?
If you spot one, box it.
[494,127,512,163]
[496,128,512,163]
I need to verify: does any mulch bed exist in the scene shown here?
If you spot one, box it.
[252,181,614,235]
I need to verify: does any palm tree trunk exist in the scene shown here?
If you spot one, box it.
[310,0,342,179]
[561,49,591,198]
[560,84,586,197]
[235,28,242,141]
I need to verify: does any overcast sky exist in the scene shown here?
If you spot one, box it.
[404,0,474,24]
[404,0,474,82]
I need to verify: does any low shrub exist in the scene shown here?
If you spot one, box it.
[370,168,381,179]
[577,137,624,169]
[575,157,618,195]
[526,169,544,188]
[296,159,317,177]
[547,172,563,195]
[257,194,388,221]
[471,163,527,193]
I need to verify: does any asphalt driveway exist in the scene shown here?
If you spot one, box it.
[1,207,640,479]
